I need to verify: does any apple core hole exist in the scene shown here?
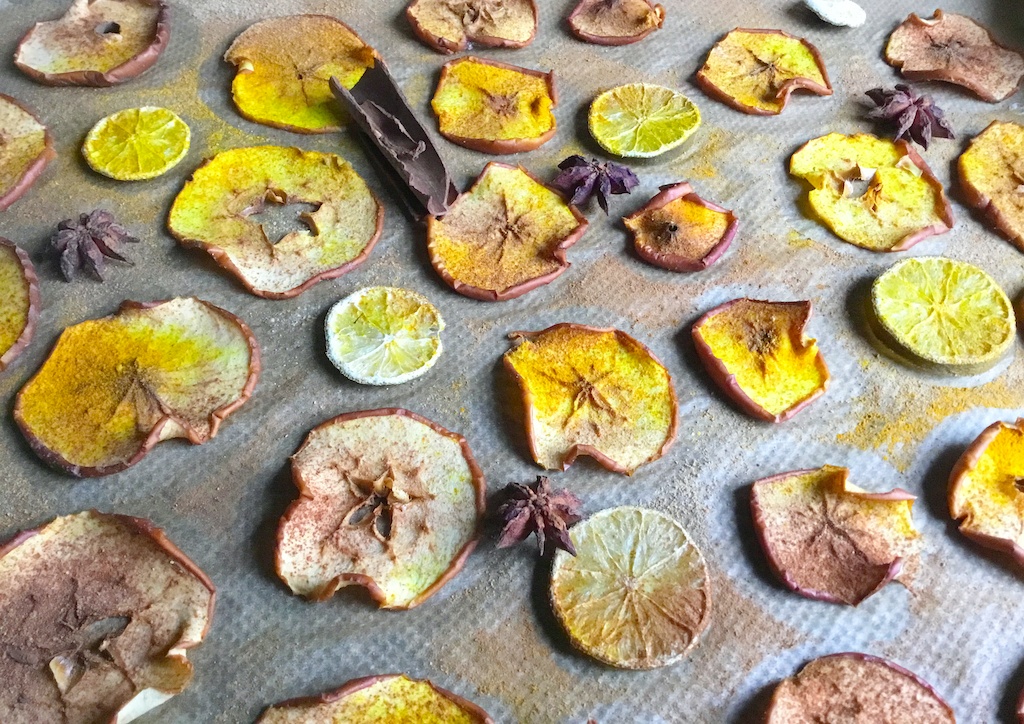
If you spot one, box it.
[96,22,122,35]
[244,199,320,244]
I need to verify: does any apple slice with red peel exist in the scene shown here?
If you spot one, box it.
[276,409,485,610]
[624,182,737,271]
[15,297,260,478]
[168,146,383,299]
[259,674,493,723]
[0,238,39,372]
[15,0,170,87]
[959,121,1024,251]
[503,324,677,475]
[0,510,215,723]
[692,299,829,423]
[0,94,55,212]
[568,0,665,46]
[406,0,538,54]
[751,466,921,605]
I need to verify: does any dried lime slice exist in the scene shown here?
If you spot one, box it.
[588,83,700,158]
[83,106,190,180]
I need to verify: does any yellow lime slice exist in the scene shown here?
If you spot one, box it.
[550,506,711,669]
[871,257,1015,374]
[588,83,700,158]
[83,107,190,181]
[325,286,445,386]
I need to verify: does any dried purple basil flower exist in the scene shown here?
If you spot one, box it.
[865,84,954,149]
[496,476,583,556]
[552,155,639,214]
[52,210,138,281]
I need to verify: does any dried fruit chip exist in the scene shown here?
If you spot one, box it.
[0,94,55,212]
[696,29,831,116]
[885,10,1024,103]
[427,163,587,301]
[431,56,557,154]
[588,83,700,159]
[276,409,485,610]
[568,0,665,46]
[766,654,955,724]
[406,0,537,54]
[789,133,954,252]
[15,297,259,477]
[624,182,737,271]
[692,299,829,423]
[14,0,170,87]
[871,257,1015,375]
[224,15,376,133]
[0,510,214,723]
[83,106,190,181]
[550,506,710,669]
[168,146,383,299]
[504,324,677,474]
[751,466,920,605]
[259,674,493,723]
[959,120,1024,251]
[0,239,38,372]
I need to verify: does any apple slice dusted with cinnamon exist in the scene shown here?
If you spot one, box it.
[959,121,1024,251]
[0,94,55,212]
[568,0,665,46]
[406,0,537,54]
[0,238,39,372]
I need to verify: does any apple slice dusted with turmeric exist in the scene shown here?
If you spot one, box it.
[0,94,55,212]
[0,510,215,723]
[14,0,170,86]
[0,238,39,372]
[696,29,831,115]
[406,0,537,54]
[692,299,828,423]
[959,121,1024,251]
[427,163,587,301]
[790,133,954,252]
[432,56,557,154]
[751,466,921,605]
[624,182,737,271]
[168,146,383,299]
[276,409,485,610]
[504,324,677,475]
[259,674,493,723]
[568,0,665,46]
[15,297,259,477]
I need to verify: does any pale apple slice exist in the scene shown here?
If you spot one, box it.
[503,324,677,475]
[168,146,383,299]
[959,121,1024,251]
[0,238,39,372]
[15,0,170,87]
[568,0,665,46]
[276,409,485,610]
[406,0,537,54]
[0,510,214,723]
[259,674,493,723]
[0,94,55,212]
[751,466,921,605]
[15,297,259,477]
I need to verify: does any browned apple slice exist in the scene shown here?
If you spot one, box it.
[406,0,538,54]
[0,510,215,723]
[766,654,955,723]
[15,297,260,477]
[168,146,383,299]
[0,238,39,372]
[14,0,170,87]
[751,466,921,605]
[568,0,665,46]
[276,409,485,610]
[959,121,1024,251]
[0,94,55,212]
[259,674,493,723]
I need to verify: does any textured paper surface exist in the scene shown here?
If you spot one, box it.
[0,0,1022,721]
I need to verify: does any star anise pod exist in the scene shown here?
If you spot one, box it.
[52,210,138,281]
[865,84,954,150]
[552,155,639,214]
[496,476,583,556]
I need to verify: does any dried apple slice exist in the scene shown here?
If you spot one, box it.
[168,146,383,299]
[15,297,259,477]
[14,0,170,87]
[259,674,493,723]
[790,133,954,252]
[568,0,665,46]
[959,121,1024,251]
[0,238,39,372]
[0,94,55,212]
[751,466,921,605]
[624,182,737,271]
[431,56,557,154]
[427,163,587,301]
[692,299,828,423]
[503,324,677,474]
[224,15,376,134]
[0,510,214,723]
[696,29,831,116]
[276,409,485,610]
[767,654,955,723]
[885,10,1024,103]
[406,0,537,54]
